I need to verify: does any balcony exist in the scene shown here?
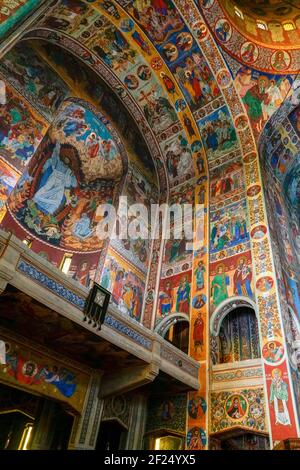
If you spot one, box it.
[0,230,199,396]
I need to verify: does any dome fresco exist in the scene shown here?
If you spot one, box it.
[199,0,300,72]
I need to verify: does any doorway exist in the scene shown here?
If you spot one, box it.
[210,430,269,450]
[96,420,127,450]
[0,382,74,450]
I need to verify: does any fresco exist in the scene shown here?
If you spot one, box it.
[210,200,249,255]
[234,66,293,135]
[210,158,245,208]
[146,394,187,435]
[210,251,254,312]
[259,101,300,437]
[187,426,207,450]
[169,45,220,111]
[7,101,124,252]
[40,0,101,38]
[211,0,300,49]
[69,253,99,288]
[126,0,220,114]
[0,334,89,414]
[158,271,192,317]
[0,158,20,223]
[283,161,300,226]
[100,249,145,321]
[283,273,300,321]
[267,184,299,269]
[289,106,300,139]
[210,389,267,434]
[0,79,48,171]
[164,132,194,185]
[163,235,192,268]
[0,0,298,448]
[39,4,179,135]
[199,0,300,74]
[0,43,70,120]
[37,42,156,175]
[265,363,298,440]
[128,0,184,44]
[197,106,238,161]
[111,163,158,272]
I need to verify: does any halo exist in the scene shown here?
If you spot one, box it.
[22,361,38,377]
[271,368,282,378]
[216,262,226,272]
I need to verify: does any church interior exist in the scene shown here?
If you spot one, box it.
[0,0,300,451]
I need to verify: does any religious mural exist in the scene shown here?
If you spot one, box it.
[0,158,19,223]
[36,41,157,176]
[6,100,124,252]
[234,66,293,135]
[210,200,249,256]
[210,158,245,208]
[111,163,159,272]
[0,0,299,451]
[100,249,145,321]
[259,102,300,433]
[197,106,239,161]
[210,252,254,311]
[199,0,300,74]
[146,394,187,435]
[210,389,267,434]
[0,334,90,414]
[158,271,192,318]
[164,132,194,185]
[0,80,48,171]
[0,43,70,120]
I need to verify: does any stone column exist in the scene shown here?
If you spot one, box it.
[69,371,104,450]
[30,400,59,450]
[126,394,148,450]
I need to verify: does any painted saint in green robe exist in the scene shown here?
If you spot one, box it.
[211,265,229,307]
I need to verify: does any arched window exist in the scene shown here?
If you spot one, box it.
[217,306,260,364]
[155,314,190,354]
[164,320,189,354]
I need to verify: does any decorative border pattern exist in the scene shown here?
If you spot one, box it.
[212,367,263,383]
[104,314,153,350]
[161,345,199,378]
[17,259,85,309]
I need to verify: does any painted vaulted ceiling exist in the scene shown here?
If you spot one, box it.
[1,0,300,193]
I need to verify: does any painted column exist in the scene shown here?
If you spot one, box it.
[173,0,300,446]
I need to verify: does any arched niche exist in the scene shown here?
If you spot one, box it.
[2,97,128,282]
[155,313,190,354]
[210,297,260,365]
[0,38,163,317]
[210,296,258,337]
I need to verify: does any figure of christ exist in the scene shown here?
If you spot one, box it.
[33,142,77,215]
